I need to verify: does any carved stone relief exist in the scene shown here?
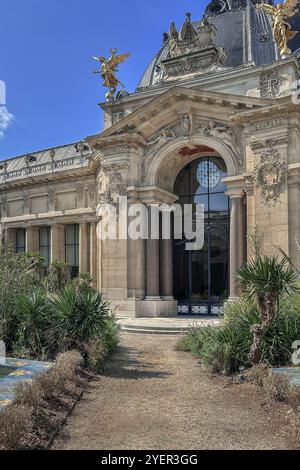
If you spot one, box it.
[253,140,287,207]
[98,165,128,208]
[195,119,244,169]
[163,14,226,81]
[259,71,281,99]
[249,117,288,133]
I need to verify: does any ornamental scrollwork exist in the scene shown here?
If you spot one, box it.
[98,165,127,209]
[259,71,281,99]
[253,141,287,207]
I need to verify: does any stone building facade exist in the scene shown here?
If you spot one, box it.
[1,1,300,317]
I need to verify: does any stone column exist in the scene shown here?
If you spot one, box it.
[51,224,65,263]
[26,227,39,252]
[79,222,89,274]
[90,222,97,288]
[145,205,160,300]
[160,237,173,299]
[228,192,246,298]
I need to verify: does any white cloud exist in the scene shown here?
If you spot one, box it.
[0,106,14,138]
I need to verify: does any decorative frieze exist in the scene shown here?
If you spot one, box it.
[250,135,289,152]
[99,144,131,156]
[250,117,288,133]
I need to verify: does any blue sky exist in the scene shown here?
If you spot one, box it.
[0,0,207,160]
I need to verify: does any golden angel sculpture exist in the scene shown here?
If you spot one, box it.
[257,0,298,57]
[93,48,130,101]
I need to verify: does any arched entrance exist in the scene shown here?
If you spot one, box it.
[173,155,229,315]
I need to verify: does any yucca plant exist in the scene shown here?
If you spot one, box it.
[236,255,299,364]
[47,285,111,355]
[14,287,49,358]
[0,250,44,350]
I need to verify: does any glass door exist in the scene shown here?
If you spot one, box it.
[173,156,229,316]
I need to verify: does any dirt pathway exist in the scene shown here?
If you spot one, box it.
[53,334,293,450]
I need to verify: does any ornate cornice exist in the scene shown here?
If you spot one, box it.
[88,133,147,154]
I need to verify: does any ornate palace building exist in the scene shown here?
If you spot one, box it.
[1,1,300,317]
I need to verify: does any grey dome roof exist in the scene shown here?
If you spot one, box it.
[137,1,300,91]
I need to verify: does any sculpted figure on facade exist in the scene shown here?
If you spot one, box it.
[181,114,192,137]
[196,119,244,168]
[147,128,176,148]
[93,48,131,101]
[257,0,298,57]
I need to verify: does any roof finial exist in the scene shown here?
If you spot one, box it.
[186,12,192,22]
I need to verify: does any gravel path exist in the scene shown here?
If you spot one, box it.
[53,334,294,450]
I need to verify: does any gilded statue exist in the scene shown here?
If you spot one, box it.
[257,0,298,57]
[93,48,130,101]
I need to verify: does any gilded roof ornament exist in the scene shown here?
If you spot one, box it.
[257,0,298,57]
[93,48,130,101]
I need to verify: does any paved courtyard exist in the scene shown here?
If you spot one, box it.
[53,334,294,450]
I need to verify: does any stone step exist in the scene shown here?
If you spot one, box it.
[120,323,189,332]
[121,326,184,335]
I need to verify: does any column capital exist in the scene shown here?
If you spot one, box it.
[225,189,245,199]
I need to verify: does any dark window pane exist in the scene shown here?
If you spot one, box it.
[16,229,26,253]
[65,225,79,276]
[173,156,230,312]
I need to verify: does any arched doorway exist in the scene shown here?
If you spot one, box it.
[173,155,229,315]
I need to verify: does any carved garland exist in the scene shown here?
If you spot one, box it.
[253,141,287,207]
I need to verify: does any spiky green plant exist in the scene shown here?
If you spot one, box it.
[236,255,299,364]
[0,250,44,350]
[46,285,112,355]
[14,288,49,358]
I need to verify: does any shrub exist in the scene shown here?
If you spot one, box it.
[85,338,108,373]
[36,351,83,398]
[236,254,298,364]
[0,351,84,450]
[71,273,94,293]
[0,250,44,351]
[14,380,44,408]
[180,295,300,374]
[13,288,49,358]
[46,285,113,355]
[99,313,120,353]
[47,261,68,293]
[0,404,32,450]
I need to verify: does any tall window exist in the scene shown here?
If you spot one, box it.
[173,156,229,315]
[15,229,26,253]
[39,227,51,276]
[65,224,79,279]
